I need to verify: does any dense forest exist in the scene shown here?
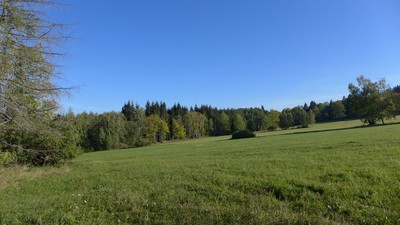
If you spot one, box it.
[65,76,400,153]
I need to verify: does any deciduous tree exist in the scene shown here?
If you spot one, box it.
[279,108,293,129]
[146,115,169,143]
[348,76,395,125]
[230,112,246,132]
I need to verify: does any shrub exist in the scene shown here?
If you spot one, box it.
[231,130,256,139]
[1,115,82,166]
[0,151,17,166]
[267,126,277,131]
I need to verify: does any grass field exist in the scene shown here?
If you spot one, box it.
[1,119,400,224]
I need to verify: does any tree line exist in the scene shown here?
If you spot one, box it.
[65,76,400,153]
[2,74,400,166]
[1,1,400,166]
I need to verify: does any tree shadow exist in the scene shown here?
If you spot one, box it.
[217,121,400,141]
[281,122,400,136]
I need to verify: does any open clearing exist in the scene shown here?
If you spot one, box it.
[1,119,400,224]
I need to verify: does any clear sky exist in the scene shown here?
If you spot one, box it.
[53,0,400,113]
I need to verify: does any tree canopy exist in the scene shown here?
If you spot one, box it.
[348,76,397,125]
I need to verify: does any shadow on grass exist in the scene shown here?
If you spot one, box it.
[218,121,400,142]
[282,121,400,136]
[228,137,257,141]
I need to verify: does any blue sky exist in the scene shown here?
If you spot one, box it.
[53,0,400,113]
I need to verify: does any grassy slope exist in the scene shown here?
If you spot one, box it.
[1,119,400,224]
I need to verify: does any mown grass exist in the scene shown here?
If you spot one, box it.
[1,119,400,224]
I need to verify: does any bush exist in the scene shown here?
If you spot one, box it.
[0,151,17,166]
[267,126,277,131]
[0,115,81,166]
[231,130,256,139]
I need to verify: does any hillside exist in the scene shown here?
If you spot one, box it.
[1,119,400,224]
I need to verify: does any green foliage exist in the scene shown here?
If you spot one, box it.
[171,119,186,140]
[393,93,400,114]
[1,114,81,166]
[393,85,400,94]
[206,117,215,135]
[230,112,246,132]
[145,101,169,120]
[184,111,207,138]
[330,100,347,120]
[88,113,128,151]
[279,108,293,129]
[348,76,395,125]
[243,108,269,131]
[291,106,308,127]
[74,110,150,152]
[0,0,78,166]
[313,100,347,122]
[267,125,277,131]
[0,151,16,166]
[307,109,316,126]
[146,115,170,143]
[231,129,256,139]
[215,111,231,135]
[122,103,147,147]
[121,101,138,121]
[266,110,280,129]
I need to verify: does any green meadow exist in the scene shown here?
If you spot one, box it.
[1,119,400,224]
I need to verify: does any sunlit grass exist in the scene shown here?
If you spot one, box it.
[1,119,400,224]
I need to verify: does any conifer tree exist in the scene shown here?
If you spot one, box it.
[0,0,76,165]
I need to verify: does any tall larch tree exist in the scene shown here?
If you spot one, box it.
[0,0,77,165]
